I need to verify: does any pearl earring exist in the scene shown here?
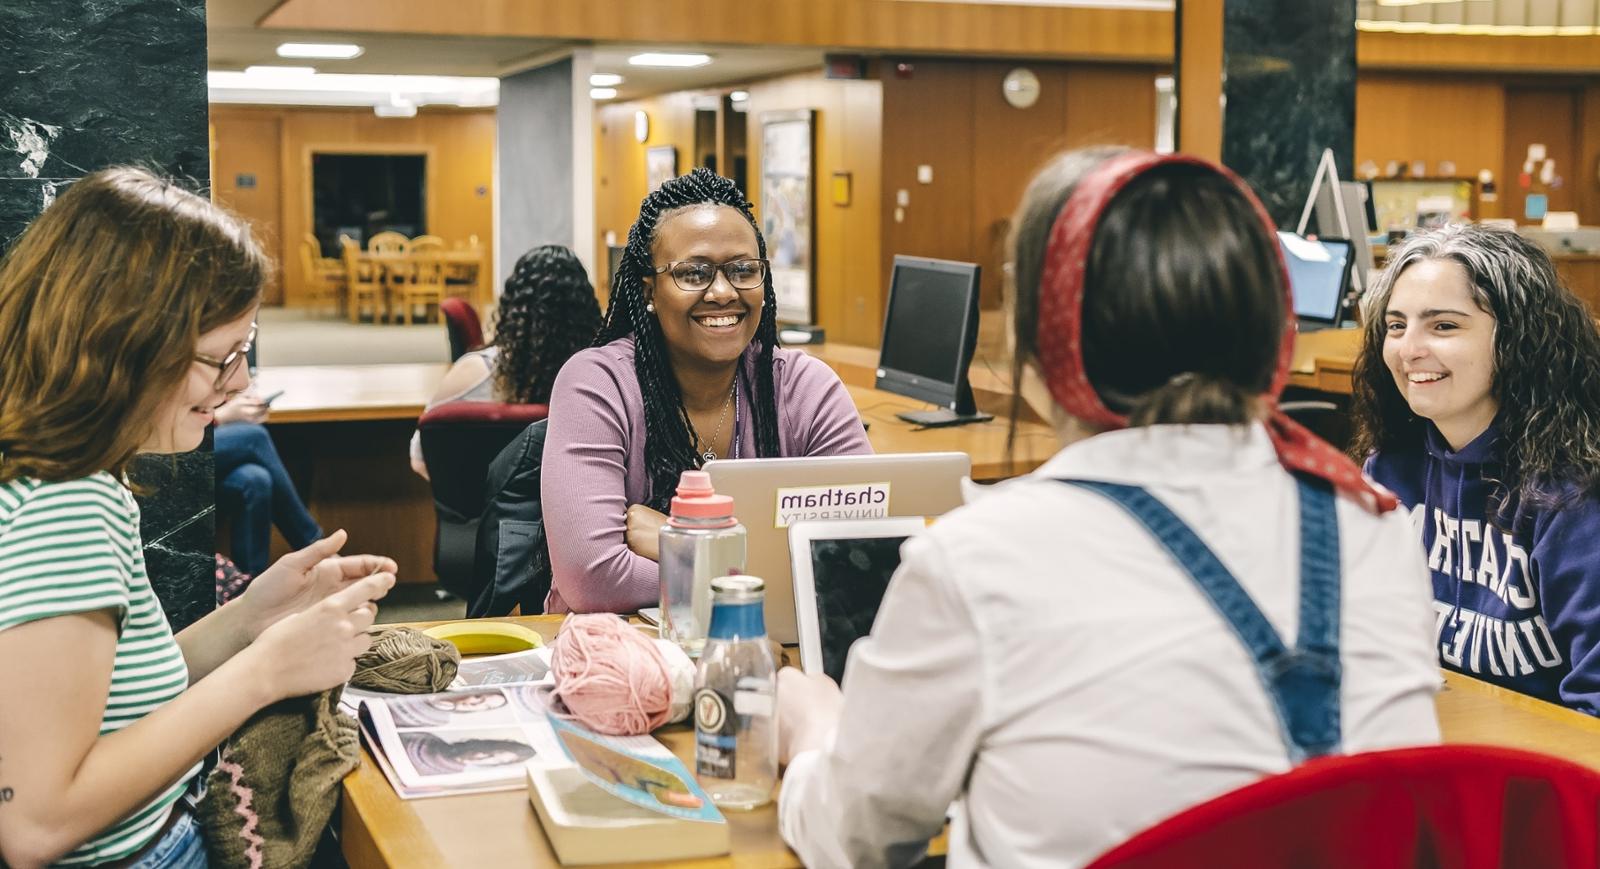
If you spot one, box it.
[646,302,656,313]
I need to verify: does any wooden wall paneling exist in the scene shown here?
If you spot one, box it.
[744,70,884,347]
[211,111,285,304]
[1358,31,1600,75]
[263,0,1174,63]
[1176,0,1223,160]
[1581,83,1600,227]
[1354,74,1506,218]
[592,91,698,304]
[1502,86,1581,219]
[1061,65,1161,152]
[880,61,977,328]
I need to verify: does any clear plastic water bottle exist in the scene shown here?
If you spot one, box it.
[658,470,745,658]
[693,575,777,811]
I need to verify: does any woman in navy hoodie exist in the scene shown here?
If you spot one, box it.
[1353,223,1600,715]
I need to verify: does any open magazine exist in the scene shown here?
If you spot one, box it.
[350,648,668,800]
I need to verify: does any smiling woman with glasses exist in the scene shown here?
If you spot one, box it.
[0,167,394,868]
[540,168,871,615]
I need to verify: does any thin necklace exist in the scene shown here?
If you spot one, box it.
[695,381,737,463]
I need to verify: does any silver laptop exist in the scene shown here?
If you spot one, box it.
[703,452,970,643]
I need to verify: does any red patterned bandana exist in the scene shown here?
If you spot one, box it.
[1035,149,1396,513]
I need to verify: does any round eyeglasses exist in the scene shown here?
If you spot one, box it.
[652,258,769,293]
[193,322,257,391]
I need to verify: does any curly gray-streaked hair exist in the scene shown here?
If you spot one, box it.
[1351,222,1600,524]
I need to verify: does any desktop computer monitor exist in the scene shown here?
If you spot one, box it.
[1279,231,1353,330]
[874,255,991,427]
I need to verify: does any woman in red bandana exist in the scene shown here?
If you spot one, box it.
[773,148,1441,869]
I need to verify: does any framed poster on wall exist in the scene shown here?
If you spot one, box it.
[646,145,678,192]
[759,110,816,324]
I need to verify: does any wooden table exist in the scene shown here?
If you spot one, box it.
[242,363,1054,583]
[341,615,1600,868]
[360,250,492,308]
[1287,328,1361,395]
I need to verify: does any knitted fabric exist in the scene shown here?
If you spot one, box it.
[196,688,359,869]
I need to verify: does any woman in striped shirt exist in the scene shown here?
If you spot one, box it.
[0,169,395,868]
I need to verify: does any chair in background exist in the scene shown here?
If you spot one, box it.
[417,402,550,597]
[396,255,447,324]
[440,297,484,362]
[367,230,411,256]
[410,234,446,253]
[1280,399,1351,453]
[1086,745,1600,869]
[341,238,386,323]
[297,236,346,318]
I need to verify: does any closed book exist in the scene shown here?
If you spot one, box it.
[526,761,731,864]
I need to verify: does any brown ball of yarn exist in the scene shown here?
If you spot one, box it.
[350,627,461,693]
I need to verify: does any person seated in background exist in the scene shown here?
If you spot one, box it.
[542,168,871,614]
[774,148,1441,868]
[409,244,601,480]
[1353,224,1600,716]
[0,167,393,868]
[215,390,323,577]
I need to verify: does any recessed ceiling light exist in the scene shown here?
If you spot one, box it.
[730,90,749,101]
[590,87,619,100]
[628,52,712,68]
[590,73,624,87]
[245,65,316,76]
[276,42,364,60]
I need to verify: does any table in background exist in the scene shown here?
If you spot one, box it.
[243,363,1056,584]
[358,249,492,311]
[1287,328,1361,395]
[341,616,1600,868]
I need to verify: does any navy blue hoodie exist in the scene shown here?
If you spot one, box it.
[1368,423,1600,715]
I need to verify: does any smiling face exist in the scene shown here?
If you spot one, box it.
[642,205,764,374]
[1381,258,1498,450]
[142,308,258,454]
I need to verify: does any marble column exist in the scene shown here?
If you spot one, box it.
[1,0,218,630]
[1217,0,1356,228]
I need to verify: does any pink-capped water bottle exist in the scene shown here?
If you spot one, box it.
[658,470,746,657]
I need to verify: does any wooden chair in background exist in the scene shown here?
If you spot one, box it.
[342,238,387,323]
[410,235,446,253]
[298,235,347,318]
[367,230,411,256]
[397,255,447,324]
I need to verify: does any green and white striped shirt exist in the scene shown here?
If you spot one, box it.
[0,473,200,865]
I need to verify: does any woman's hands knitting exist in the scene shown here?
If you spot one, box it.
[239,530,399,640]
[248,572,394,702]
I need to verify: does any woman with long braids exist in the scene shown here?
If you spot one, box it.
[1353,223,1600,715]
[409,244,601,479]
[541,169,870,613]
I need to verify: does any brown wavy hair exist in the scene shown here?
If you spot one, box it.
[0,167,267,484]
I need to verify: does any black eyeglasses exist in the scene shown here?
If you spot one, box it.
[652,258,769,292]
[193,322,257,391]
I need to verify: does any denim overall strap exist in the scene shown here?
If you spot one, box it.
[1060,477,1342,762]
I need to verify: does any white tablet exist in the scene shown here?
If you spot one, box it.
[787,517,927,684]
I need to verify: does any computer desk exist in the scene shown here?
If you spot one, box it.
[1286,328,1361,396]
[244,363,1058,583]
[339,614,1600,869]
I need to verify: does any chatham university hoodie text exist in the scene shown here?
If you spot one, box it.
[1367,423,1600,715]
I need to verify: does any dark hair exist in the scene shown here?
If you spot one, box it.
[595,168,780,509]
[0,167,266,484]
[1350,223,1600,518]
[1007,148,1287,431]
[491,244,601,404]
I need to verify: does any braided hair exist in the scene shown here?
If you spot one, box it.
[491,244,600,404]
[595,168,781,510]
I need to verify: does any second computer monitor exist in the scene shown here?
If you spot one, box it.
[875,255,991,427]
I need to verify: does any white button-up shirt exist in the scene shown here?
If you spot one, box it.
[779,423,1441,868]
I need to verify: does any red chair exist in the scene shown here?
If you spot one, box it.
[417,401,549,596]
[440,297,484,362]
[1086,745,1600,869]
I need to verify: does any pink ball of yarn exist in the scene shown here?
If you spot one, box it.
[549,614,674,735]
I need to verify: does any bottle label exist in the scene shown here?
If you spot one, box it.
[694,687,737,779]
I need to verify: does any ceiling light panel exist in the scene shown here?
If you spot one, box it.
[276,43,364,59]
